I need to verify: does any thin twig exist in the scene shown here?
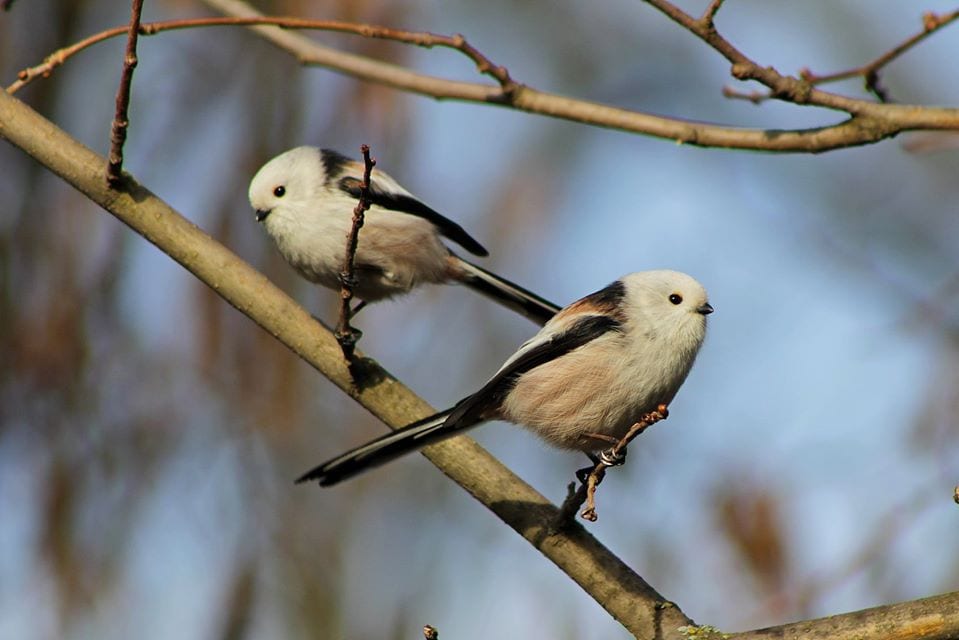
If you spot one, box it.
[7,16,515,95]
[556,405,669,524]
[699,0,726,27]
[799,10,959,102]
[106,0,145,188]
[722,86,771,104]
[334,144,375,362]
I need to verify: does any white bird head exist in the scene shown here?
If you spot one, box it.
[248,146,327,224]
[623,269,712,344]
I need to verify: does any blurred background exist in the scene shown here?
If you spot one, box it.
[2,0,958,638]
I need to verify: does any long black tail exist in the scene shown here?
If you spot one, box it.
[296,408,477,487]
[452,256,561,326]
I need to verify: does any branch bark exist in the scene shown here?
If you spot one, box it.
[10,1,959,152]
[4,74,959,640]
[0,88,691,640]
[202,0,959,152]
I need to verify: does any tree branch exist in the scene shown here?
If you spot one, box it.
[203,0,958,151]
[800,10,959,101]
[9,1,959,152]
[4,72,959,640]
[0,88,692,640]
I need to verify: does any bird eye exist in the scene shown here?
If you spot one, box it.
[273,185,286,198]
[668,293,683,305]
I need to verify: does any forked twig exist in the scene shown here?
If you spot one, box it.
[725,9,959,105]
[556,405,669,524]
[7,16,516,96]
[334,144,375,362]
[106,0,145,188]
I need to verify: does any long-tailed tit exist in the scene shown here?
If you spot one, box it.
[248,147,560,325]
[298,270,713,486]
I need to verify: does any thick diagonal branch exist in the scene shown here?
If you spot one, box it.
[0,87,692,640]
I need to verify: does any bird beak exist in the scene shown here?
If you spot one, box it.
[697,302,714,315]
[255,209,271,222]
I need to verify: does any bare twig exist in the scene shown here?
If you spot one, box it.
[700,0,726,27]
[556,406,669,524]
[799,10,959,102]
[10,2,959,152]
[7,16,515,96]
[722,86,771,105]
[106,0,145,188]
[334,144,375,361]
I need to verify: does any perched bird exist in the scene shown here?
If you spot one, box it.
[248,146,560,325]
[298,270,713,486]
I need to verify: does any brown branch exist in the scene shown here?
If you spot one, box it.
[0,88,694,640]
[799,10,959,101]
[7,16,515,96]
[700,0,726,27]
[106,0,145,188]
[334,144,375,361]
[5,76,959,640]
[206,0,958,151]
[10,1,959,153]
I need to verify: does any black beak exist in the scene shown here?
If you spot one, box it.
[255,209,271,222]
[697,302,714,315]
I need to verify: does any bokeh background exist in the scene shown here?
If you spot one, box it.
[2,0,958,638]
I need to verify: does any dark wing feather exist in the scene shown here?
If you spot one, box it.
[445,314,624,427]
[297,314,621,487]
[339,176,489,257]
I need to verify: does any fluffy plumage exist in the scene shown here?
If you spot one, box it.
[248,146,560,324]
[299,270,713,486]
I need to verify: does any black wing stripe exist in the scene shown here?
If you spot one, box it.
[338,176,489,257]
[446,314,623,427]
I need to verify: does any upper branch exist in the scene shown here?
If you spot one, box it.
[10,0,959,153]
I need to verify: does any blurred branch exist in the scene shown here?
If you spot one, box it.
[0,89,692,640]
[4,78,959,640]
[8,1,959,151]
[106,0,144,188]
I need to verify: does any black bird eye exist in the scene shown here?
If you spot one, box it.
[668,293,683,305]
[273,185,286,198]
